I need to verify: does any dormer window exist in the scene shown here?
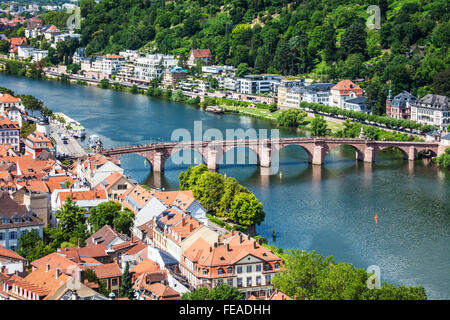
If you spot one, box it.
[14,218,22,223]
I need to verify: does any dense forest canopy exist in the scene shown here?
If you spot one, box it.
[78,0,448,114]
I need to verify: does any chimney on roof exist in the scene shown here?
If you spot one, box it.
[226,243,230,252]
[209,246,212,252]
[247,234,251,240]
[120,231,123,239]
[239,234,243,244]
[46,264,50,272]
[189,224,193,232]
[55,268,61,279]
[214,242,218,248]
[77,269,84,284]
[253,240,257,249]
[1,266,5,274]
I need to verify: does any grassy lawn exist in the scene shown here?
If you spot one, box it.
[219,104,344,133]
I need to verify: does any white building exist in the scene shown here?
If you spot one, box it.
[301,83,334,105]
[236,75,282,95]
[410,94,449,132]
[134,54,178,81]
[17,46,48,62]
[101,55,126,76]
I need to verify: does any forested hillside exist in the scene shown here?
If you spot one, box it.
[79,0,449,114]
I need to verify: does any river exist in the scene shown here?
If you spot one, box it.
[1,74,449,299]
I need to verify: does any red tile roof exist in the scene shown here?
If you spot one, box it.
[0,244,26,261]
[88,263,122,279]
[192,49,211,58]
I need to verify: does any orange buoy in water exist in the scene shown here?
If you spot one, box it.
[374,214,378,224]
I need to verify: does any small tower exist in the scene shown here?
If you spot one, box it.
[386,84,393,118]
[359,126,365,139]
[36,113,50,137]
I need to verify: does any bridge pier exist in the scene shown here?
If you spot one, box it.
[207,149,219,170]
[153,152,164,172]
[260,147,272,168]
[312,146,325,165]
[364,146,375,163]
[408,146,417,161]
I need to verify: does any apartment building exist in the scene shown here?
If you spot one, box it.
[329,80,363,109]
[386,90,417,120]
[410,94,449,131]
[180,231,282,299]
[134,54,178,82]
[0,117,20,152]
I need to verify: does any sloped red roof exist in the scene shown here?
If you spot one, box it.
[192,49,211,58]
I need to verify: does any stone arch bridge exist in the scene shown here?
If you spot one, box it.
[99,138,443,172]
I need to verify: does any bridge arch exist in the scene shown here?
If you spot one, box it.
[273,144,314,164]
[324,144,366,162]
[219,145,260,167]
[165,146,207,170]
[374,146,409,160]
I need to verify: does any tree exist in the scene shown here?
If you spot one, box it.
[434,147,450,169]
[310,115,328,137]
[192,171,225,213]
[55,197,87,243]
[119,262,134,300]
[228,192,264,226]
[218,177,249,217]
[99,78,109,89]
[181,287,209,300]
[0,39,10,54]
[432,69,450,97]
[207,283,245,300]
[235,63,250,78]
[88,201,133,235]
[84,268,110,297]
[269,102,277,113]
[272,249,427,300]
[130,84,138,94]
[17,230,54,262]
[113,210,134,236]
[17,94,44,116]
[340,21,367,59]
[181,284,244,300]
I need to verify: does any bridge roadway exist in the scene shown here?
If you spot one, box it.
[99,137,444,172]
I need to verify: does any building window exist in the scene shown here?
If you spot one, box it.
[256,264,261,272]
[246,277,252,286]
[256,276,261,286]
[0,232,4,240]
[203,269,208,275]
[237,278,242,288]
[9,231,17,240]
[218,268,224,275]
[274,262,280,269]
[217,279,223,285]
[247,265,252,273]
[111,279,118,286]
[227,279,233,286]
[236,266,242,274]
[265,275,271,284]
[227,267,232,274]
